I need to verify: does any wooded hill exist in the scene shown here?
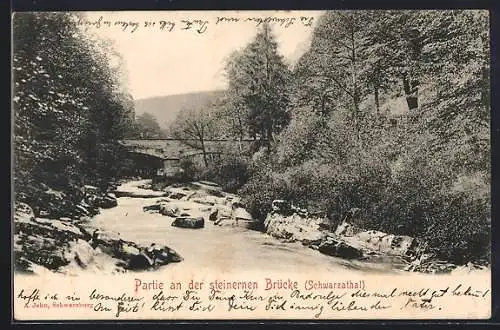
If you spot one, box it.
[134,91,225,131]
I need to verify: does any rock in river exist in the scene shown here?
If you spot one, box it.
[126,244,183,270]
[318,237,364,259]
[172,217,205,229]
[233,207,253,221]
[99,193,118,209]
[143,204,161,212]
[159,204,180,217]
[208,207,218,221]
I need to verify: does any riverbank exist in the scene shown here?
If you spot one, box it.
[134,179,489,275]
[13,178,489,276]
[13,179,184,275]
[92,180,408,274]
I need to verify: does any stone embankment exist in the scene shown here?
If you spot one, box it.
[263,200,488,275]
[13,183,183,275]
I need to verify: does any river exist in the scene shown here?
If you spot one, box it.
[92,179,404,275]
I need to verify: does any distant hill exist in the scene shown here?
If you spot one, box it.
[134,90,225,131]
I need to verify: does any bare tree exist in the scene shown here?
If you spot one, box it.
[170,105,216,167]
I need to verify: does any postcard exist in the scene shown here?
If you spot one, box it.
[12,10,491,320]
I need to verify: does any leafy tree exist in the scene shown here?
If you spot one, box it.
[134,112,164,139]
[13,12,135,205]
[294,11,382,144]
[224,23,292,152]
[239,10,491,264]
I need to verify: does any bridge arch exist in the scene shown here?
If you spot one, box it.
[119,138,257,178]
[125,151,166,178]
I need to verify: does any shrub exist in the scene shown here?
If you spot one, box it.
[238,110,491,264]
[422,192,490,264]
[179,158,198,182]
[200,156,250,192]
[239,170,290,222]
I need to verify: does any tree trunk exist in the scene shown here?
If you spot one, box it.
[349,19,362,145]
[320,93,327,115]
[374,84,380,115]
[402,74,419,111]
[200,139,208,167]
[267,127,272,153]
[236,106,244,142]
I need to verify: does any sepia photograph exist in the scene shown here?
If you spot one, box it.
[12,10,491,320]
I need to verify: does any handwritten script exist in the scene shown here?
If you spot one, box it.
[76,15,316,34]
[15,278,491,319]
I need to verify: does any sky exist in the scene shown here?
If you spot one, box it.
[83,11,324,100]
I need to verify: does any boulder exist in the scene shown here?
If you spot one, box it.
[296,228,326,246]
[233,207,253,221]
[159,204,180,217]
[264,212,324,243]
[318,238,364,259]
[127,252,155,270]
[351,230,416,257]
[14,231,73,271]
[143,204,161,212]
[334,221,360,237]
[264,213,297,240]
[83,185,100,195]
[301,237,325,248]
[172,217,204,229]
[206,188,224,198]
[191,198,215,206]
[75,203,91,217]
[208,207,218,221]
[99,193,117,209]
[155,246,183,264]
[38,189,74,218]
[67,239,96,268]
[73,226,183,271]
[88,229,120,250]
[167,191,187,200]
[148,245,183,264]
[334,220,422,259]
[14,202,35,223]
[125,244,183,270]
[215,205,233,219]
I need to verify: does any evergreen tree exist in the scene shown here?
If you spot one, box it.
[134,112,164,139]
[224,23,291,152]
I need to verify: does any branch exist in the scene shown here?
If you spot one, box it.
[304,72,354,99]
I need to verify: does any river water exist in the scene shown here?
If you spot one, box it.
[92,180,403,275]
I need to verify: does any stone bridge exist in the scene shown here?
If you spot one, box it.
[118,139,255,177]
